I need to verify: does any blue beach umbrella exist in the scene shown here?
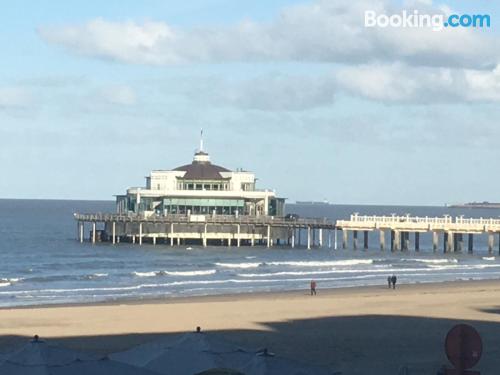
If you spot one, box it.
[111,331,254,375]
[239,349,333,375]
[0,336,162,375]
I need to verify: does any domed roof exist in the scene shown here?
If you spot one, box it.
[174,152,230,180]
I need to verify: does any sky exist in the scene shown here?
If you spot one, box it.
[1,0,500,205]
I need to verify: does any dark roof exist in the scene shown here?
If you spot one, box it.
[174,161,230,180]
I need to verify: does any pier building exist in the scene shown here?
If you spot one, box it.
[75,136,336,248]
[115,144,284,217]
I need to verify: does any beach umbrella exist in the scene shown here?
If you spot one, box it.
[238,349,333,375]
[194,368,245,375]
[0,336,162,375]
[111,331,255,375]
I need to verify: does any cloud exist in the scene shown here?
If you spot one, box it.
[38,0,500,69]
[336,63,500,103]
[0,87,33,109]
[183,74,335,111]
[97,85,137,106]
[39,19,176,65]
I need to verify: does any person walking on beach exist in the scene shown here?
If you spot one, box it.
[387,276,392,289]
[310,280,317,295]
[391,275,397,289]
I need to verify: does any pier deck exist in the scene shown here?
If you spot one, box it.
[74,213,335,249]
[336,213,500,253]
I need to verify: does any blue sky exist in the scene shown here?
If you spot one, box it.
[1,0,500,205]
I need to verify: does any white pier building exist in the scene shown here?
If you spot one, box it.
[116,140,285,218]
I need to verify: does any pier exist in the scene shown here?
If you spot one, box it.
[336,213,500,253]
[74,213,335,249]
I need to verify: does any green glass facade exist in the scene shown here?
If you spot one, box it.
[162,197,245,215]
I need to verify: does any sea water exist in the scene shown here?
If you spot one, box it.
[1,199,500,307]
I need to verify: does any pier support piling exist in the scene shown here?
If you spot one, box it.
[79,222,84,243]
[432,231,439,252]
[498,233,500,254]
[379,230,385,251]
[291,229,295,248]
[415,232,420,251]
[456,233,463,253]
[488,233,494,254]
[353,230,358,250]
[170,223,174,247]
[402,232,409,251]
[334,229,338,250]
[319,228,323,248]
[203,224,207,247]
[267,225,271,248]
[363,231,369,250]
[139,223,143,246]
[92,222,96,244]
[307,226,312,250]
[342,230,348,249]
[112,222,116,245]
[468,233,473,253]
[392,231,400,251]
[237,224,241,247]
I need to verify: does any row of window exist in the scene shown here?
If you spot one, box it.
[176,183,229,191]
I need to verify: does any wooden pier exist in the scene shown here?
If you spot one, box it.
[336,213,500,253]
[74,213,335,249]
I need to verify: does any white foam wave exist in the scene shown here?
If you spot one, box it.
[90,273,108,278]
[215,262,260,269]
[428,264,500,271]
[162,270,216,276]
[402,258,458,264]
[238,270,342,277]
[0,277,20,286]
[267,259,374,267]
[133,271,157,277]
[483,257,495,261]
[238,266,448,278]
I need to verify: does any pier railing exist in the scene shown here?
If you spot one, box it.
[74,213,334,227]
[337,213,500,232]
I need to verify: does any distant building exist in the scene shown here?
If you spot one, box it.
[116,141,285,217]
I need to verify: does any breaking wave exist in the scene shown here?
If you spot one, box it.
[215,262,261,269]
[133,270,216,277]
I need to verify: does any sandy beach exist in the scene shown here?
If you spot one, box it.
[1,280,500,374]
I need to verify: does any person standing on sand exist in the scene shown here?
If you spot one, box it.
[387,276,391,288]
[391,275,397,289]
[310,280,317,295]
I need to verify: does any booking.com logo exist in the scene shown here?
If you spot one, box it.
[365,10,491,31]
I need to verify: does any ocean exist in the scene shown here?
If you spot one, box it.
[1,199,500,308]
